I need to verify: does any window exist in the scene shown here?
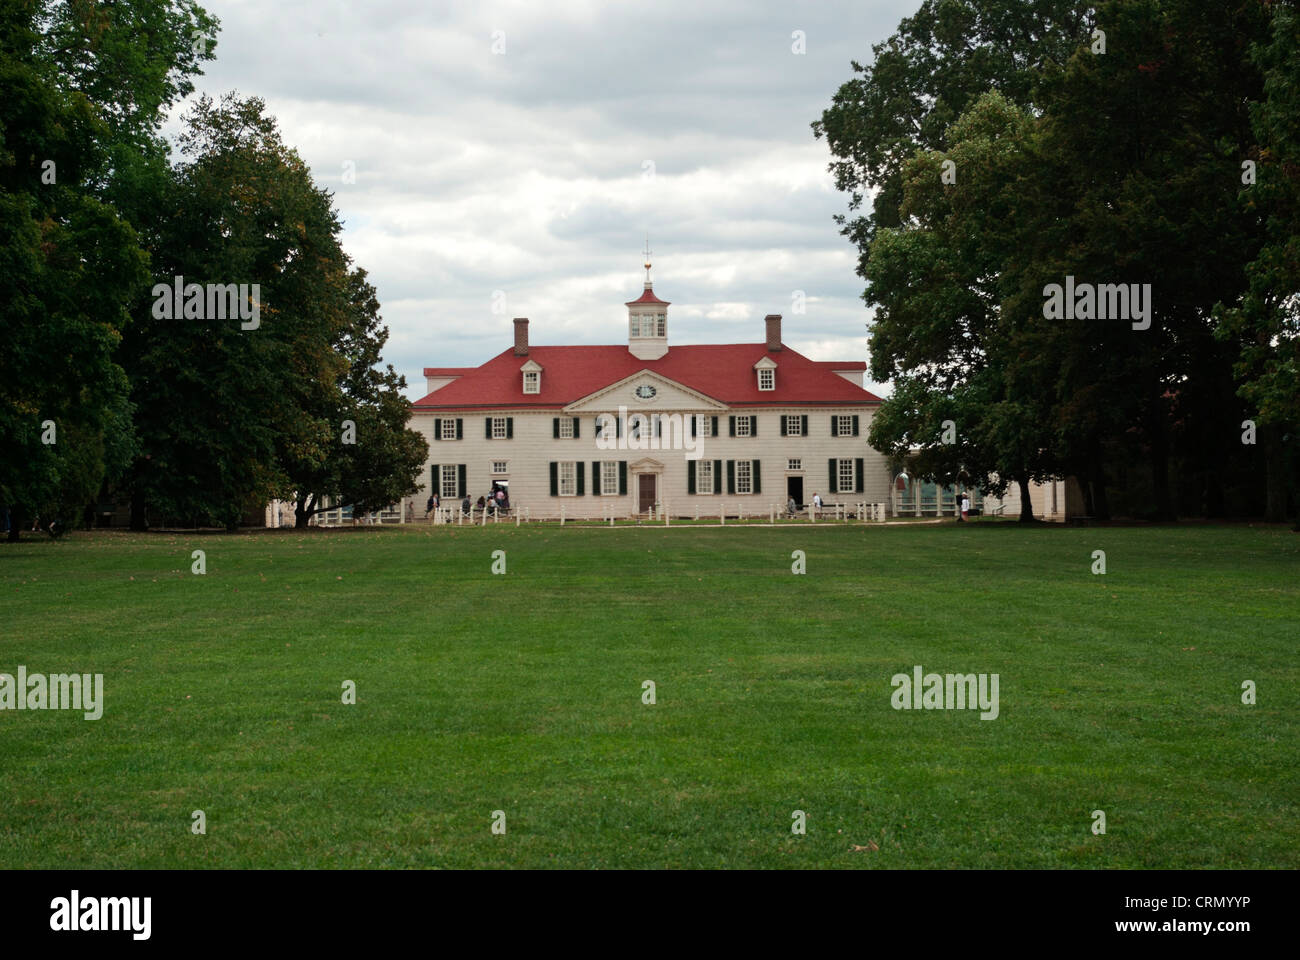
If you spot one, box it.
[492,461,508,475]
[558,461,576,496]
[629,415,646,440]
[697,460,714,493]
[601,461,619,495]
[735,416,752,438]
[696,416,713,438]
[523,371,540,394]
[440,465,458,499]
[838,458,854,494]
[736,460,753,494]
[837,415,853,437]
[440,419,457,441]
[558,417,574,439]
[788,459,802,471]
[655,314,666,337]
[635,315,656,337]
[758,368,775,391]
[491,417,508,439]
[784,415,802,436]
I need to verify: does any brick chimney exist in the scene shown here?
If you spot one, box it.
[765,314,782,351]
[513,317,529,356]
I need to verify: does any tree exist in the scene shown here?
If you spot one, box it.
[1,1,145,539]
[122,93,352,530]
[1217,1,1300,526]
[286,268,429,527]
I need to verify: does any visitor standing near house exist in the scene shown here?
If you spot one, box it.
[961,494,970,522]
[812,492,823,511]
[786,496,797,518]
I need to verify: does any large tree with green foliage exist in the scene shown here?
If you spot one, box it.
[286,268,429,528]
[122,93,353,530]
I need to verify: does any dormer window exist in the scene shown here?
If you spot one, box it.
[520,358,543,394]
[754,355,777,391]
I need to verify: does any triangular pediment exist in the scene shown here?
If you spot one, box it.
[566,369,727,412]
[629,457,665,471]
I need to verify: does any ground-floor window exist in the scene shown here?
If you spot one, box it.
[697,459,713,493]
[838,459,854,494]
[441,465,459,499]
[788,458,802,471]
[600,461,618,495]
[558,461,576,496]
[736,460,753,494]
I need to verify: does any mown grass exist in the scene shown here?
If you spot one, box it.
[0,522,1296,868]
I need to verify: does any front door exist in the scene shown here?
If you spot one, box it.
[638,473,656,513]
[787,475,804,507]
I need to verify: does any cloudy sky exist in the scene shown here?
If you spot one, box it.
[165,0,905,398]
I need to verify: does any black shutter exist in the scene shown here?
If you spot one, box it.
[431,464,440,493]
[830,416,839,437]
[618,461,627,495]
[553,418,560,439]
[485,417,493,439]
[690,416,697,438]
[455,418,463,440]
[727,460,736,494]
[655,415,662,438]
[713,460,722,494]
[750,415,757,437]
[457,464,467,498]
[507,417,514,439]
[616,415,622,439]
[801,415,808,436]
[549,462,558,496]
[577,462,585,496]
[828,458,837,494]
[729,416,736,437]
[852,415,860,436]
[780,416,787,437]
[753,459,761,494]
[687,460,696,494]
[855,457,864,493]
[592,461,601,494]
[711,416,718,437]
[572,417,580,440]
[434,418,442,440]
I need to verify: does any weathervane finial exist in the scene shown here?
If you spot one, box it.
[643,234,652,285]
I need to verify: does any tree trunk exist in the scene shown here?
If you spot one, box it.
[1149,417,1174,521]
[1264,426,1285,522]
[295,493,314,529]
[6,506,22,542]
[1017,477,1035,522]
[129,489,148,530]
[1093,470,1111,521]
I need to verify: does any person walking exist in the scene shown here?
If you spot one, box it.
[961,493,971,522]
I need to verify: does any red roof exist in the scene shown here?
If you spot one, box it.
[815,360,867,370]
[625,287,670,306]
[423,367,475,377]
[413,343,882,410]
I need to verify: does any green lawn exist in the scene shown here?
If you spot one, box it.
[1,522,1296,868]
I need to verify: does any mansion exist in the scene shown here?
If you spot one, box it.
[408,267,892,520]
